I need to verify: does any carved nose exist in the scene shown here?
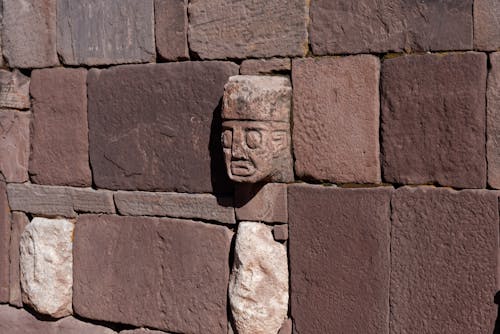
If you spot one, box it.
[231,131,247,159]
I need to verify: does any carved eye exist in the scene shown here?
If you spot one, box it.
[222,130,232,149]
[246,130,262,149]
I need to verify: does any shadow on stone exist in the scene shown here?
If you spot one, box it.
[494,291,500,334]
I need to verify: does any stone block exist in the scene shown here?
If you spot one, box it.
[310,0,472,55]
[235,183,287,223]
[121,330,166,334]
[391,187,498,333]
[474,0,500,50]
[240,58,291,75]
[0,70,30,110]
[155,0,188,61]
[7,183,115,218]
[288,185,392,334]
[487,53,500,189]
[273,224,288,242]
[0,180,10,303]
[57,0,155,66]
[3,0,58,68]
[0,110,30,182]
[73,215,233,334]
[189,0,308,59]
[115,191,235,224]
[381,52,487,188]
[30,68,91,187]
[229,222,288,334]
[0,305,116,334]
[292,55,381,184]
[278,319,292,334]
[9,212,29,307]
[88,62,238,193]
[20,217,74,318]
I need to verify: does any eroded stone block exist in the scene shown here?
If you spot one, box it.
[229,222,288,334]
[487,53,500,189]
[0,180,10,303]
[9,212,29,307]
[155,0,188,61]
[20,217,74,318]
[235,183,287,223]
[57,0,155,66]
[474,0,500,50]
[240,58,291,75]
[0,70,30,110]
[0,110,30,183]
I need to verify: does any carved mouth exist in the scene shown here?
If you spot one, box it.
[230,160,255,176]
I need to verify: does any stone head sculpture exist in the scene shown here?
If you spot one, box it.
[222,75,293,183]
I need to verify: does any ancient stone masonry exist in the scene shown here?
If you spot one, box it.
[0,1,500,334]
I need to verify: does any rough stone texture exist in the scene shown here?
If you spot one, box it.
[20,217,74,318]
[381,53,487,189]
[487,53,500,188]
[30,68,91,187]
[293,56,381,184]
[391,187,498,333]
[278,319,292,334]
[235,183,287,223]
[474,0,500,50]
[115,191,235,224]
[57,0,155,66]
[88,62,238,193]
[0,305,116,334]
[229,222,288,334]
[288,185,392,334]
[0,110,30,182]
[240,58,291,75]
[155,0,188,61]
[7,183,115,218]
[121,330,169,334]
[0,180,10,303]
[273,225,288,242]
[9,212,29,307]
[310,0,473,55]
[3,0,58,68]
[189,0,308,59]
[74,215,232,334]
[0,70,30,110]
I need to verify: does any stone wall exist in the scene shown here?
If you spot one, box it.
[0,1,499,333]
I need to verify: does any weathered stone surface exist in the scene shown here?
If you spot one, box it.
[7,183,115,218]
[155,0,188,61]
[273,224,288,242]
[121,330,168,334]
[278,319,292,334]
[0,305,116,334]
[0,180,10,303]
[189,0,308,59]
[9,212,29,307]
[57,0,155,66]
[474,0,500,50]
[229,222,288,334]
[0,70,30,110]
[115,191,235,224]
[391,187,498,333]
[235,183,287,223]
[310,0,472,55]
[381,53,487,189]
[30,68,91,187]
[20,217,74,318]
[240,58,291,75]
[288,185,392,334]
[0,110,30,182]
[487,53,500,189]
[3,0,58,68]
[88,62,238,193]
[74,215,232,334]
[293,56,381,184]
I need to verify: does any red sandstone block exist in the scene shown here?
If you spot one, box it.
[292,55,381,184]
[155,0,189,61]
[391,187,498,333]
[288,184,392,334]
[30,68,91,187]
[0,180,10,303]
[240,58,291,75]
[487,53,500,189]
[0,110,30,183]
[88,62,238,193]
[474,0,500,50]
[381,52,487,189]
[310,0,472,55]
[8,212,29,307]
[73,215,233,334]
[235,183,287,223]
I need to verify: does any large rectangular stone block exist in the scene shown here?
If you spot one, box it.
[57,0,155,66]
[188,0,308,59]
[381,52,487,188]
[292,55,381,184]
[155,0,189,61]
[3,0,58,68]
[0,110,30,183]
[288,185,392,334]
[30,68,91,187]
[474,0,500,50]
[88,62,238,193]
[391,187,498,333]
[310,0,472,55]
[73,215,233,334]
[0,180,10,303]
[487,53,500,189]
